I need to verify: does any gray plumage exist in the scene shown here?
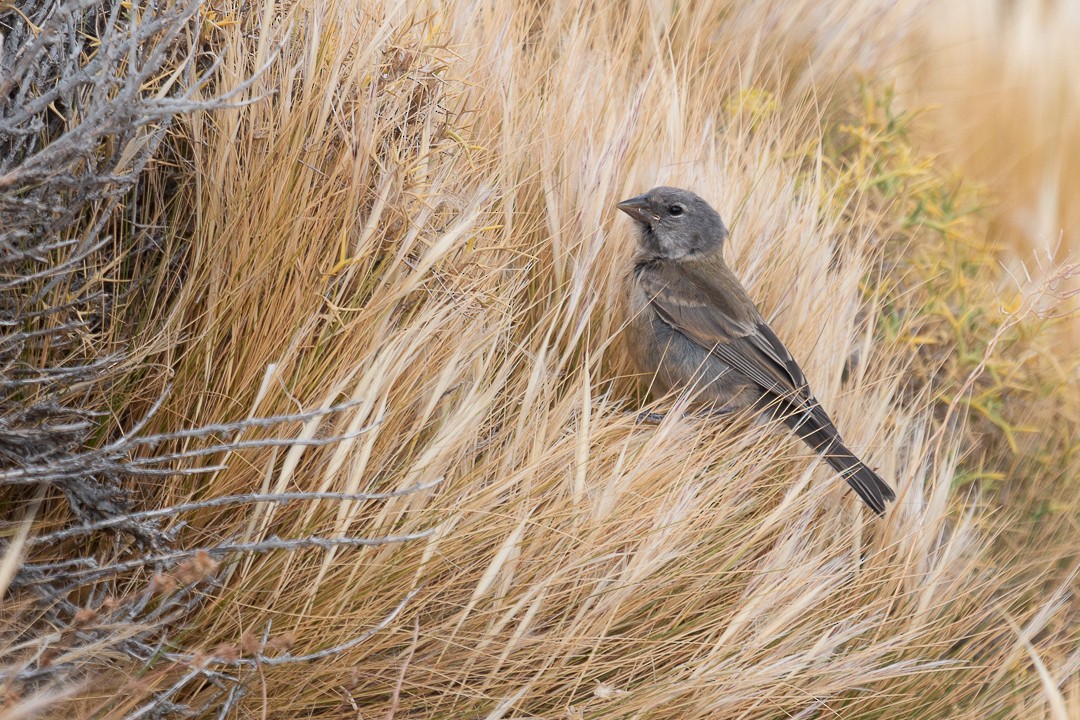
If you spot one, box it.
[618,186,896,515]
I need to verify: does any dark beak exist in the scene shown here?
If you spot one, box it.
[617,195,654,223]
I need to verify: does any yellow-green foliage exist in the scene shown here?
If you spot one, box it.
[822,83,1078,521]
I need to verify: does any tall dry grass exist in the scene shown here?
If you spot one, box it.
[7,0,1079,718]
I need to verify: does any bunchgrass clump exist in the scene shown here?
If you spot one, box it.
[2,1,1077,718]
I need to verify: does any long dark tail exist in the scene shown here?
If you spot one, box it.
[770,399,896,515]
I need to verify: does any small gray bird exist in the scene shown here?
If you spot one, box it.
[618,186,895,515]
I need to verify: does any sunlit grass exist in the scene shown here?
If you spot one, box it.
[29,0,1079,717]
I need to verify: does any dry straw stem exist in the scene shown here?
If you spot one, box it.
[0,0,435,713]
[4,0,1079,717]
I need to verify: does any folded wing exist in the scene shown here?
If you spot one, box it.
[635,260,895,514]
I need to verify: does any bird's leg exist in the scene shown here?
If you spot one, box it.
[635,405,738,425]
[635,410,666,424]
[697,404,740,420]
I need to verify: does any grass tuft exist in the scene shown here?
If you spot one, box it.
[3,0,1078,718]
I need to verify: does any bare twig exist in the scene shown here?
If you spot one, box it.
[28,480,443,546]
[167,587,424,668]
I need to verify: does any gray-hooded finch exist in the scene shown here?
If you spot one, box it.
[617,186,895,515]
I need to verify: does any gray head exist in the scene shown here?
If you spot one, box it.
[616,186,728,259]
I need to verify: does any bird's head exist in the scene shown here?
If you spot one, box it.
[617,186,728,259]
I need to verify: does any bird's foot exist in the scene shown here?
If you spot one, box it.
[635,411,666,425]
[699,405,739,419]
[635,406,736,425]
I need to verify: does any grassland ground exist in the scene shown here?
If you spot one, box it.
[2,1,1078,718]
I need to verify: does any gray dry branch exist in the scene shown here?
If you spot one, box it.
[0,0,218,522]
[0,2,424,716]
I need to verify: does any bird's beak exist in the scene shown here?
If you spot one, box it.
[617,195,654,223]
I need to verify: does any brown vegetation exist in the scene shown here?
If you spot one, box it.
[2,0,1077,717]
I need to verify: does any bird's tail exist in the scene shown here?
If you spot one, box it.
[817,440,895,516]
[774,402,896,515]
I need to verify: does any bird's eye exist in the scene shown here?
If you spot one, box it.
[668,204,685,216]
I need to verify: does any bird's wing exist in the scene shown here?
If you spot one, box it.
[636,261,815,409]
[636,260,892,513]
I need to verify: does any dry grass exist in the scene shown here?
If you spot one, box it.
[7,0,1080,718]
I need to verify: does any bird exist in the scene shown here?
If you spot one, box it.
[617,186,895,515]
